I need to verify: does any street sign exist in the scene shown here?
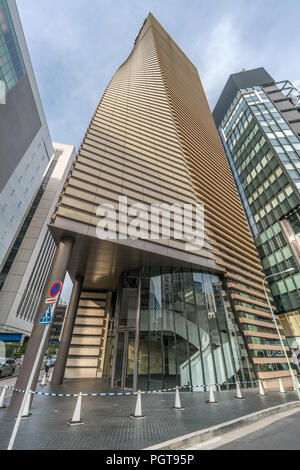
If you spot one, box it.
[39,305,52,325]
[49,281,62,298]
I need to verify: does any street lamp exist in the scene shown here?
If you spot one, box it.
[262,267,300,400]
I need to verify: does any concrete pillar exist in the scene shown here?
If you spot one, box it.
[19,335,26,347]
[9,237,74,412]
[51,275,84,385]
[133,268,142,392]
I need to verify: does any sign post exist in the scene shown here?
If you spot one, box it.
[7,281,62,450]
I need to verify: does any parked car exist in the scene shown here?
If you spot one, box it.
[0,358,17,378]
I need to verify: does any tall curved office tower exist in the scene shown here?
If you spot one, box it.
[10,13,292,410]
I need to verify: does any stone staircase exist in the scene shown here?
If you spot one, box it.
[64,291,112,379]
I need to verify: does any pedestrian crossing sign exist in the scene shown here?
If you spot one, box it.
[39,305,52,325]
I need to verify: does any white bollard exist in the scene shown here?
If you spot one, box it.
[0,386,7,409]
[130,390,145,419]
[20,392,32,419]
[40,373,47,386]
[173,386,184,411]
[207,384,218,404]
[67,392,83,425]
[235,381,245,400]
[279,378,286,394]
[258,380,267,397]
[48,369,53,383]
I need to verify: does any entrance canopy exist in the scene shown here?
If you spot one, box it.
[49,220,224,292]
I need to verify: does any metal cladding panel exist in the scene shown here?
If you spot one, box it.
[53,14,217,268]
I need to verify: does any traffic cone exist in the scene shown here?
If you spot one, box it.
[20,392,32,419]
[40,373,47,386]
[235,381,245,400]
[67,393,83,425]
[130,391,145,419]
[173,386,184,411]
[207,384,218,404]
[279,378,286,394]
[0,386,7,409]
[258,380,266,396]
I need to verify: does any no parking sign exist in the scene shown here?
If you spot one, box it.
[49,281,62,297]
[46,281,62,304]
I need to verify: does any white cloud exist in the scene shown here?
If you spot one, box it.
[16,0,139,147]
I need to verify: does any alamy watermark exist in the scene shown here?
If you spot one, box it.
[96,196,205,251]
[0,80,5,105]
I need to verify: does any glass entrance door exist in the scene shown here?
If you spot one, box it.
[114,330,136,389]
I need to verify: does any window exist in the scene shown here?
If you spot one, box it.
[271,197,278,208]
[277,280,287,294]
[283,246,292,260]
[266,132,276,139]
[286,277,295,292]
[0,0,26,90]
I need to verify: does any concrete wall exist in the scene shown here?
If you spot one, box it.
[0,143,75,335]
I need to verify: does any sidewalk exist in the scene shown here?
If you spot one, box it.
[0,368,45,401]
[0,379,299,450]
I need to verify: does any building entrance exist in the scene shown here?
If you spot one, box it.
[111,267,256,392]
[113,329,136,389]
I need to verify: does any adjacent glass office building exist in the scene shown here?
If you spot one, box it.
[213,68,300,351]
[0,0,53,271]
[279,310,300,350]
[0,0,26,91]
[0,3,75,344]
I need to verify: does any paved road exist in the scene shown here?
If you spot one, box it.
[0,367,49,402]
[0,367,20,401]
[0,365,20,382]
[215,410,300,450]
[184,407,300,450]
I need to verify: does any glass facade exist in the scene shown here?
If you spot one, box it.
[0,0,26,91]
[288,209,300,236]
[279,311,300,349]
[219,86,300,314]
[112,267,256,391]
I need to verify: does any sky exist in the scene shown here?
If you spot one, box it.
[15,0,300,301]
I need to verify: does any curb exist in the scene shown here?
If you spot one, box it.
[144,400,300,450]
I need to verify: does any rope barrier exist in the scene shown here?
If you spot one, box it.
[6,386,177,397]
[6,378,291,398]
